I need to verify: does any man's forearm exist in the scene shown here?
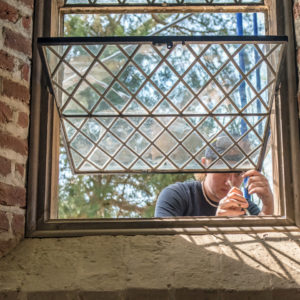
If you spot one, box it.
[259,197,274,215]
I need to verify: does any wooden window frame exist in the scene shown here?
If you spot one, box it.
[26,0,300,237]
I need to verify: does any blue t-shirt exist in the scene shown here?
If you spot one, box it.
[155,181,260,217]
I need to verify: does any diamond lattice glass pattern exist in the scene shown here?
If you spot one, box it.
[40,37,285,173]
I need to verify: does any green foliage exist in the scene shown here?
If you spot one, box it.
[59,147,193,218]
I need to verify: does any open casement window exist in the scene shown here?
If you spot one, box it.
[27,0,300,236]
[39,36,285,174]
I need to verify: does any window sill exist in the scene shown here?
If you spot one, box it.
[27,216,299,237]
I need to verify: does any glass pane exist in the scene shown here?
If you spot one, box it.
[70,133,94,156]
[136,82,163,112]
[64,13,266,38]
[151,62,178,93]
[197,117,222,141]
[223,145,245,167]
[81,119,105,142]
[168,82,193,112]
[89,148,110,168]
[154,131,177,154]
[167,46,195,76]
[105,82,131,112]
[184,62,210,93]
[99,132,122,154]
[142,146,164,167]
[63,120,77,140]
[65,46,94,75]
[233,44,262,74]
[73,81,100,111]
[182,132,205,155]
[215,61,241,93]
[169,146,191,168]
[55,63,81,95]
[45,47,61,74]
[127,132,150,154]
[139,118,163,140]
[200,44,229,75]
[86,62,113,94]
[63,99,87,115]
[115,147,137,168]
[119,63,146,94]
[100,45,127,76]
[110,119,134,142]
[133,45,161,75]
[198,81,225,111]
[168,118,192,141]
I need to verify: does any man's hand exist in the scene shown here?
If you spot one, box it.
[242,170,274,215]
[216,187,249,216]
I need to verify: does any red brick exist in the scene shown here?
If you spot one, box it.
[0,50,14,72]
[0,211,9,232]
[0,131,28,156]
[2,77,30,104]
[15,163,24,177]
[0,1,19,23]
[18,0,34,9]
[11,213,25,236]
[17,111,29,128]
[22,16,31,30]
[0,182,26,207]
[0,156,11,176]
[21,63,30,81]
[0,101,13,124]
[4,27,32,57]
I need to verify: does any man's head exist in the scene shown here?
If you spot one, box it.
[198,135,250,202]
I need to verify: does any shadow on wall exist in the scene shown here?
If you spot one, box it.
[0,230,299,299]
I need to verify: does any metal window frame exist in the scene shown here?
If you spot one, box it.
[26,0,300,237]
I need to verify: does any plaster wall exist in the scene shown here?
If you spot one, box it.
[0,232,300,299]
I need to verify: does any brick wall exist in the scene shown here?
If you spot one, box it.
[0,0,298,262]
[0,0,33,258]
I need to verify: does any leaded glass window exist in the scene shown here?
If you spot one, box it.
[38,35,286,174]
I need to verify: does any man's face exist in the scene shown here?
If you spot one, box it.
[204,172,244,202]
[201,157,244,202]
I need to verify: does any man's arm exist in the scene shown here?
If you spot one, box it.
[243,170,274,215]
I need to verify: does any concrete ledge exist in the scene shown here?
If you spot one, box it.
[1,288,300,300]
[0,232,299,299]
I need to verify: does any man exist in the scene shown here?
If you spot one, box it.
[155,136,274,217]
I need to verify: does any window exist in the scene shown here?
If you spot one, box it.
[27,0,300,236]
[40,36,285,174]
